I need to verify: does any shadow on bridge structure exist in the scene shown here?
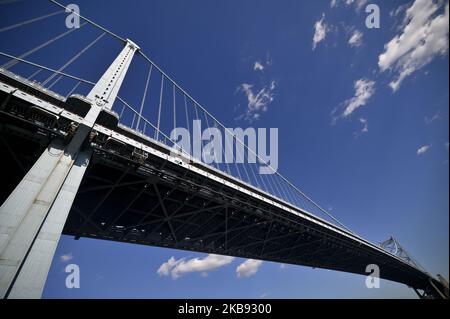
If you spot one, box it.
[0,0,448,299]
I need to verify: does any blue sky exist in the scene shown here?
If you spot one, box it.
[0,0,448,298]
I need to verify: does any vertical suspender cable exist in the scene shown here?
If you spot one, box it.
[184,95,190,133]
[66,80,82,97]
[136,64,152,130]
[173,84,176,135]
[155,75,164,140]
[119,104,126,119]
[42,32,106,86]
[45,0,353,232]
[203,111,220,170]
[0,52,96,85]
[138,51,353,232]
[131,113,136,128]
[27,68,43,80]
[47,74,63,89]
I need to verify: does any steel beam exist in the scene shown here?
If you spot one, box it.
[7,150,91,298]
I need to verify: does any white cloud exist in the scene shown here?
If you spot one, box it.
[331,0,367,10]
[238,80,276,122]
[348,30,363,47]
[345,0,368,10]
[352,118,369,137]
[313,14,327,50]
[342,78,376,117]
[253,61,264,71]
[378,0,449,92]
[417,145,431,155]
[425,111,441,124]
[60,253,74,263]
[236,259,263,278]
[359,117,369,133]
[237,56,275,122]
[157,256,181,276]
[390,3,410,18]
[157,254,234,279]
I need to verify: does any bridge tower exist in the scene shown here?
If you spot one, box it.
[0,39,139,299]
[380,236,449,299]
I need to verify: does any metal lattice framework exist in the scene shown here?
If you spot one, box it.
[0,0,352,231]
[379,236,426,271]
[0,0,447,299]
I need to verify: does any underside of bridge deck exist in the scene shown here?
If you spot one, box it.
[59,145,431,290]
[0,85,445,298]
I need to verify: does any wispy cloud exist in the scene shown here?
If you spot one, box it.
[60,253,74,263]
[157,256,181,276]
[342,78,375,118]
[157,254,234,279]
[390,3,410,18]
[348,30,363,47]
[253,61,264,71]
[236,259,263,278]
[331,0,367,10]
[352,118,369,137]
[345,0,368,11]
[313,14,328,50]
[378,0,449,92]
[359,117,368,133]
[237,56,276,122]
[238,80,276,122]
[425,111,441,125]
[417,145,431,155]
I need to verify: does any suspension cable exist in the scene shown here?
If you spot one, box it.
[66,80,82,97]
[155,75,164,140]
[0,51,95,84]
[137,51,352,232]
[47,74,63,89]
[0,10,64,33]
[1,21,87,69]
[184,95,190,133]
[117,96,352,234]
[27,68,43,80]
[136,64,152,130]
[42,32,106,86]
[48,0,126,43]
[6,3,353,233]
[173,84,176,134]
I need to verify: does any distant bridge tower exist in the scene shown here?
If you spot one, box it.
[379,236,425,271]
[0,39,139,299]
[380,236,449,299]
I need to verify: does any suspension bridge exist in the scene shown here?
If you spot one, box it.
[0,0,448,299]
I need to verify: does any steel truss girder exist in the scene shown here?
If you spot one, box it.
[61,143,436,292]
